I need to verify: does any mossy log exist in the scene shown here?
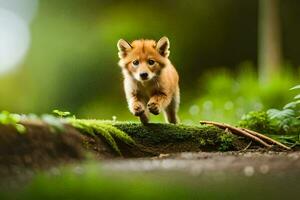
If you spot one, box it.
[0,120,247,171]
[113,123,242,156]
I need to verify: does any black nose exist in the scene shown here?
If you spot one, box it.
[140,72,148,79]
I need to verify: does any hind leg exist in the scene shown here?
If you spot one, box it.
[164,95,179,124]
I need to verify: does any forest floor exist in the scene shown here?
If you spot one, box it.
[1,119,300,199]
[102,151,300,175]
[1,150,300,199]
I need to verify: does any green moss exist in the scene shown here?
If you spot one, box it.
[199,138,207,146]
[69,119,135,155]
[113,122,234,149]
[69,119,236,153]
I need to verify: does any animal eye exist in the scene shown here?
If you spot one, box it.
[132,60,139,66]
[148,59,155,65]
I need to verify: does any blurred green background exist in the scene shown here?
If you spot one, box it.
[0,0,299,123]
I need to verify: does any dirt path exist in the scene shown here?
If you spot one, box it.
[1,151,300,200]
[101,151,300,176]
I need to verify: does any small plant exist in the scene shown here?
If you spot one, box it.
[218,132,235,151]
[239,111,274,134]
[0,111,26,134]
[53,109,72,118]
[267,85,300,135]
[239,85,300,146]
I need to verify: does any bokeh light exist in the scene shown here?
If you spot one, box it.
[0,0,38,75]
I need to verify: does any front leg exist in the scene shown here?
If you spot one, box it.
[127,95,149,124]
[147,93,172,115]
[128,96,145,116]
[124,80,149,124]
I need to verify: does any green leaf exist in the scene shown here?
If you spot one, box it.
[290,85,300,90]
[283,100,300,109]
[294,94,300,99]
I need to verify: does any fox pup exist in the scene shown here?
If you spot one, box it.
[117,36,180,124]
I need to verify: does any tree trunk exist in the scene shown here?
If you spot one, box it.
[258,0,282,83]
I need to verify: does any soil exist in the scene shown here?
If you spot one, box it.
[0,121,85,173]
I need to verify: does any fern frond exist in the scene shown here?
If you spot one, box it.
[283,100,300,109]
[290,85,300,90]
[267,109,295,120]
[294,94,300,99]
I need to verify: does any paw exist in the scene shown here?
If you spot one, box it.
[132,103,145,116]
[139,113,149,124]
[147,102,160,115]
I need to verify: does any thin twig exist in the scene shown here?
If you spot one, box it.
[289,143,299,149]
[200,121,272,148]
[240,128,291,150]
[241,141,252,151]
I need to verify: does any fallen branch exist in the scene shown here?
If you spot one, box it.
[200,121,290,150]
[240,128,291,150]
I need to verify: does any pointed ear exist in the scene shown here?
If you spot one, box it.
[156,36,170,57]
[117,39,132,58]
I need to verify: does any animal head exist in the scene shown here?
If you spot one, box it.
[117,37,170,82]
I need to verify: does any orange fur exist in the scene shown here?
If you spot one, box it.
[117,37,180,124]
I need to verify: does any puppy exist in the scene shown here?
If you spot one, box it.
[117,36,180,124]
